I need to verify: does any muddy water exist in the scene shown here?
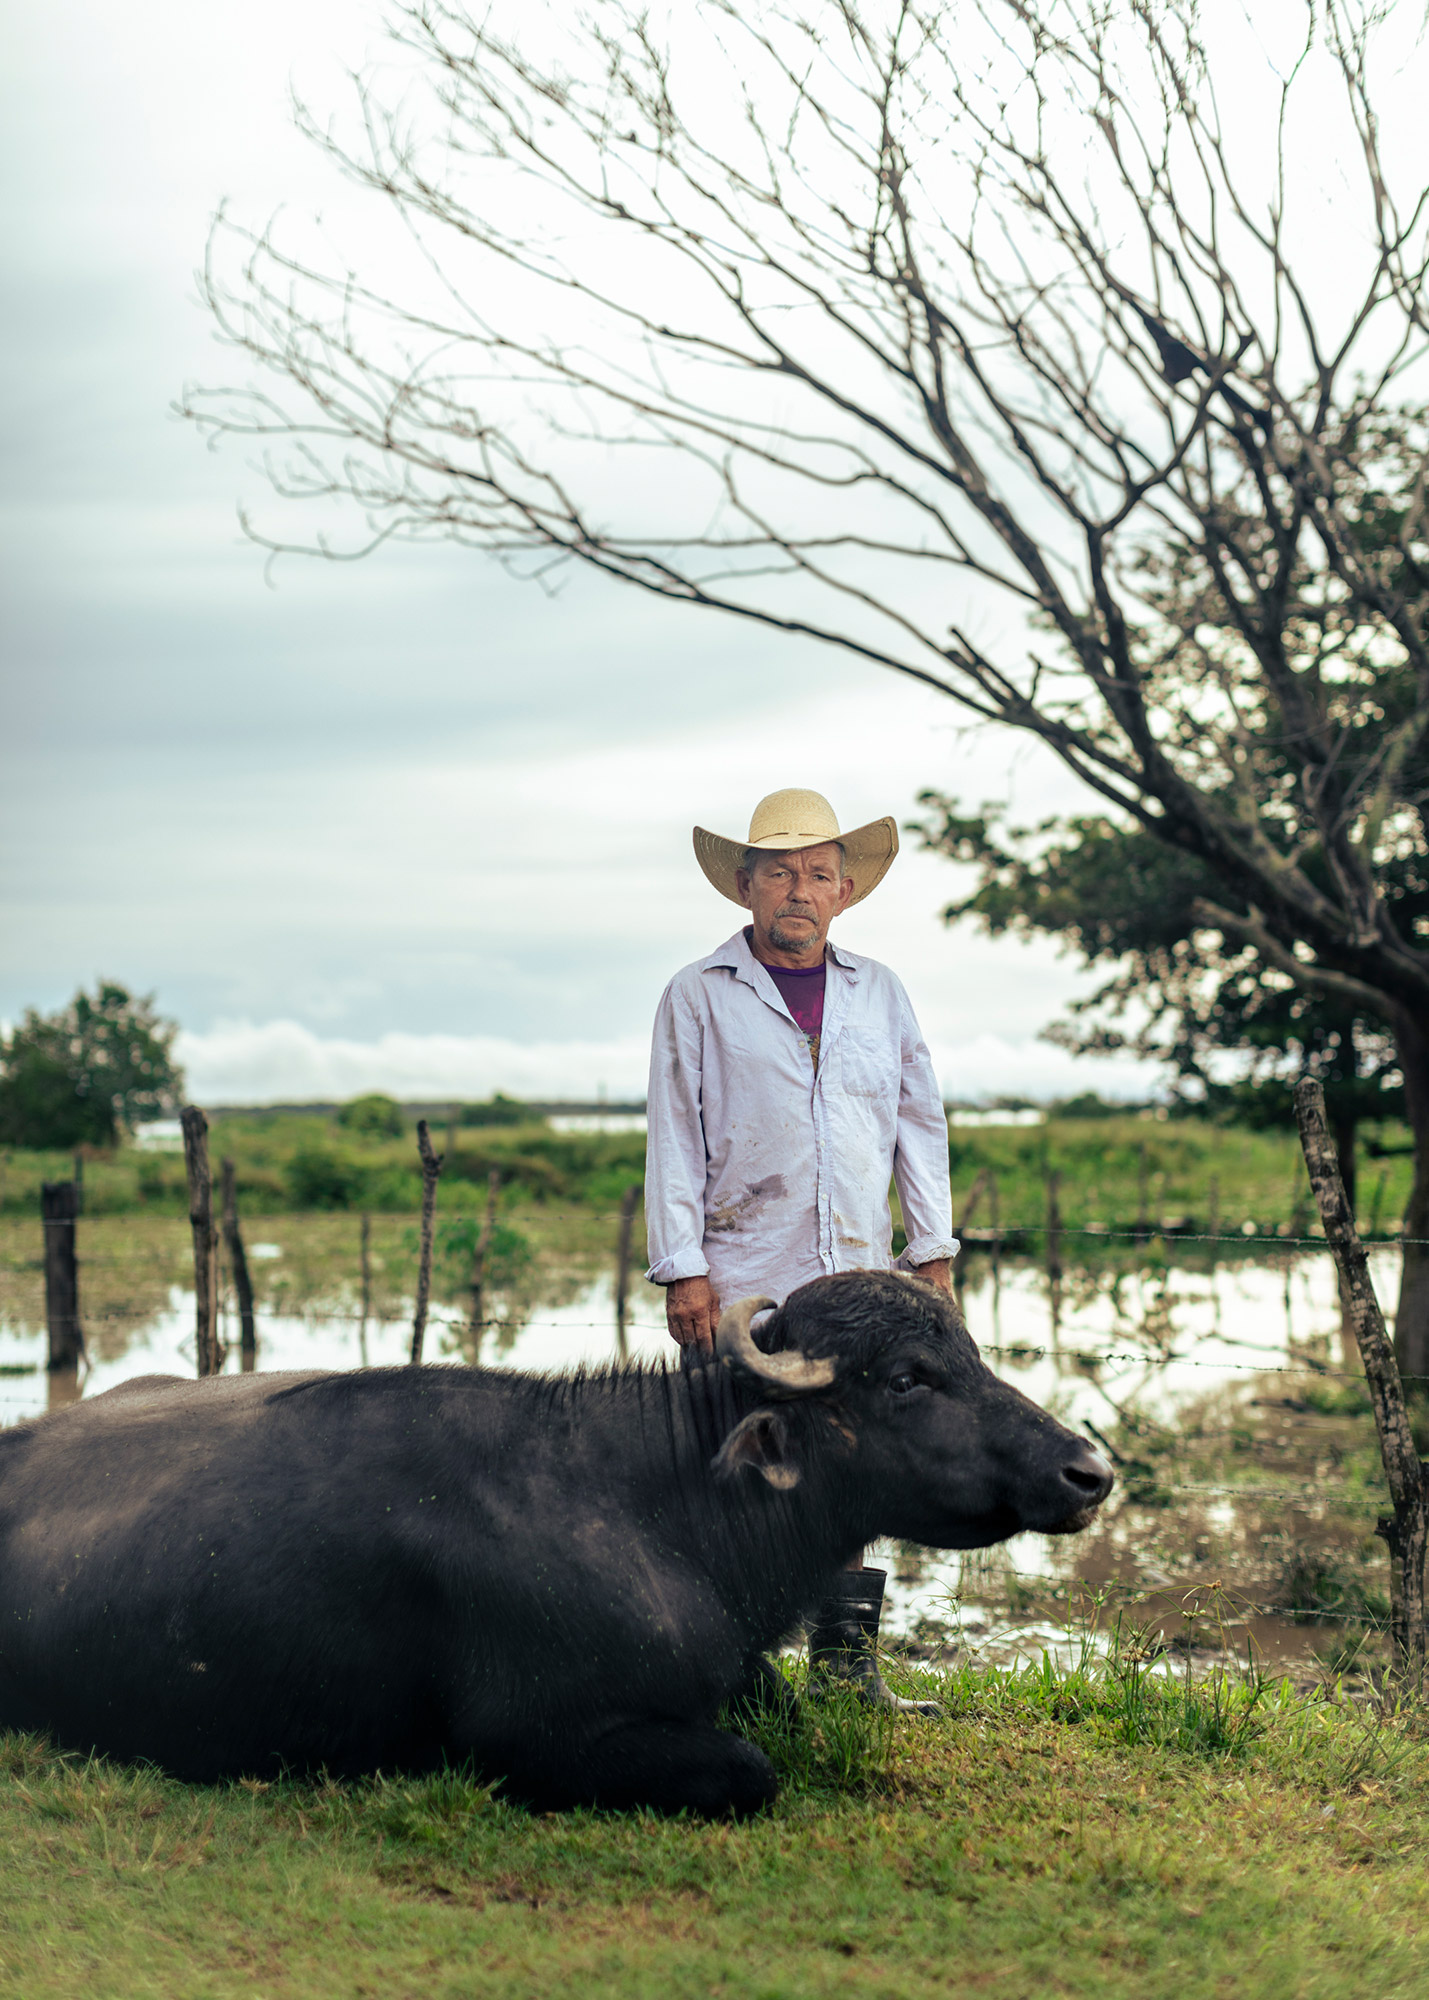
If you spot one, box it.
[0,1234,1399,1674]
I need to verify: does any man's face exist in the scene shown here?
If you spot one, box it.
[736,844,854,960]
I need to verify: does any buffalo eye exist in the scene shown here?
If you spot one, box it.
[887,1372,920,1397]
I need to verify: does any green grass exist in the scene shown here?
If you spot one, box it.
[3,1646,1428,1998]
[942,1114,1415,1245]
[0,1113,649,1220]
[0,1111,1417,1239]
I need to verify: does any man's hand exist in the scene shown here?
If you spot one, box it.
[665,1274,722,1354]
[912,1257,953,1296]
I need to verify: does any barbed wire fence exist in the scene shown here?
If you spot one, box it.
[3,1112,1425,1667]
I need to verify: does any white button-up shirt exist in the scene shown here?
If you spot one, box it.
[644,927,957,1305]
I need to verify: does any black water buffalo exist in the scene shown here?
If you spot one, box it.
[0,1271,1111,1815]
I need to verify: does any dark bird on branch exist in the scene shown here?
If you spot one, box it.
[1133,303,1200,383]
[1125,299,1269,432]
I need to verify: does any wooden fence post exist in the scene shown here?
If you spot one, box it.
[40,1181,83,1373]
[181,1108,222,1377]
[1135,1142,1150,1244]
[614,1183,641,1362]
[469,1168,502,1349]
[359,1212,373,1367]
[987,1171,1002,1292]
[953,1170,988,1299]
[220,1158,257,1372]
[1294,1077,1426,1692]
[410,1120,444,1365]
[1045,1169,1063,1284]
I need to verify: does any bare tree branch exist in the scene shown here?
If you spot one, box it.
[183,0,1429,1353]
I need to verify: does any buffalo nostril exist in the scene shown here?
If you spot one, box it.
[1062,1451,1114,1500]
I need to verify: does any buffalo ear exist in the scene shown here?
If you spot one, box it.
[712,1410,800,1491]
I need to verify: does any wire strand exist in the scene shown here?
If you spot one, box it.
[921,1567,1388,1631]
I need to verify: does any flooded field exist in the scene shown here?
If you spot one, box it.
[0,1213,1401,1681]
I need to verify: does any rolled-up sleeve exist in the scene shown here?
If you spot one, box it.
[891,990,958,1269]
[644,980,711,1284]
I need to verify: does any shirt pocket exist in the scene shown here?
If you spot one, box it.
[833,1027,899,1100]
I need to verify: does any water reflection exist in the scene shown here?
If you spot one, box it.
[0,1225,1397,1673]
[2,1240,1376,1409]
[0,1273,676,1424]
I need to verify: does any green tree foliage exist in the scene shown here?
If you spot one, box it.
[920,405,1429,1223]
[0,984,184,1149]
[917,799,1411,1210]
[460,1095,528,1129]
[335,1093,405,1139]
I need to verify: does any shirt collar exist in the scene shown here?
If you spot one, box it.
[700,927,863,985]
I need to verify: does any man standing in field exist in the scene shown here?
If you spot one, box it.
[645,787,956,1709]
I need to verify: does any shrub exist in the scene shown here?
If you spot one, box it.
[335,1093,405,1139]
[430,1215,532,1295]
[285,1144,371,1210]
[460,1094,530,1129]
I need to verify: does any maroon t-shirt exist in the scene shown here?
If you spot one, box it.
[763,958,827,1068]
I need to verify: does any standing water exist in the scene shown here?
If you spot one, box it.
[0,1218,1398,1674]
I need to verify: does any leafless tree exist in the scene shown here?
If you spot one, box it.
[186,0,1429,1370]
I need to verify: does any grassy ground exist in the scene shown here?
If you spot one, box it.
[3,1650,1427,1999]
[0,1113,1417,1238]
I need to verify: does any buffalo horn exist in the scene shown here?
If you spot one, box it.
[714,1296,838,1396]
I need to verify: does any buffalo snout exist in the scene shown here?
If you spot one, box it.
[1042,1441,1116,1534]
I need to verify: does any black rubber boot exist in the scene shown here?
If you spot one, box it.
[807,1567,943,1717]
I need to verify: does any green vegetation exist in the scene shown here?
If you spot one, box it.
[334,1093,405,1140]
[0,1111,1416,1239]
[0,984,183,1150]
[919,800,1412,1148]
[460,1092,531,1128]
[0,1110,647,1222]
[3,1637,1427,1998]
[940,1114,1413,1243]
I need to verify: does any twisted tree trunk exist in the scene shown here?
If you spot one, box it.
[1393,1016,1429,1385]
[1295,1079,1426,1691]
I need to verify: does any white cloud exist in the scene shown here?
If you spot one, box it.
[932,1034,1161,1105]
[177,1018,1160,1107]
[0,0,1180,1120]
[176,1020,653,1104]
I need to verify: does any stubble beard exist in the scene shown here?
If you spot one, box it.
[767,912,824,954]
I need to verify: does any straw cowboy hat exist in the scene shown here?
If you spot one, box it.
[693,788,899,909]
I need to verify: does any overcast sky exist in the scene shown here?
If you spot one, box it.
[0,0,1178,1105]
